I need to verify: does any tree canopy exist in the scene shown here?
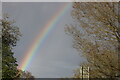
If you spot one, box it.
[1,15,21,78]
[1,14,35,79]
[65,2,120,78]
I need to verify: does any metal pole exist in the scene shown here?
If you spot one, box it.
[82,66,83,80]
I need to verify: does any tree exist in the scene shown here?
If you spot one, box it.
[65,2,120,78]
[2,14,21,47]
[1,14,21,78]
[14,70,35,80]
[18,70,35,79]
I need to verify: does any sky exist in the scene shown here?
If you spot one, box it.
[2,2,85,78]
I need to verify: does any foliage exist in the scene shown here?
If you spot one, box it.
[1,15,21,78]
[16,70,35,79]
[2,15,21,47]
[65,2,120,78]
[2,43,18,78]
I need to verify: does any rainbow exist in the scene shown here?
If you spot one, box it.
[18,3,72,71]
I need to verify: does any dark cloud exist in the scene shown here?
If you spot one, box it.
[3,2,85,78]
